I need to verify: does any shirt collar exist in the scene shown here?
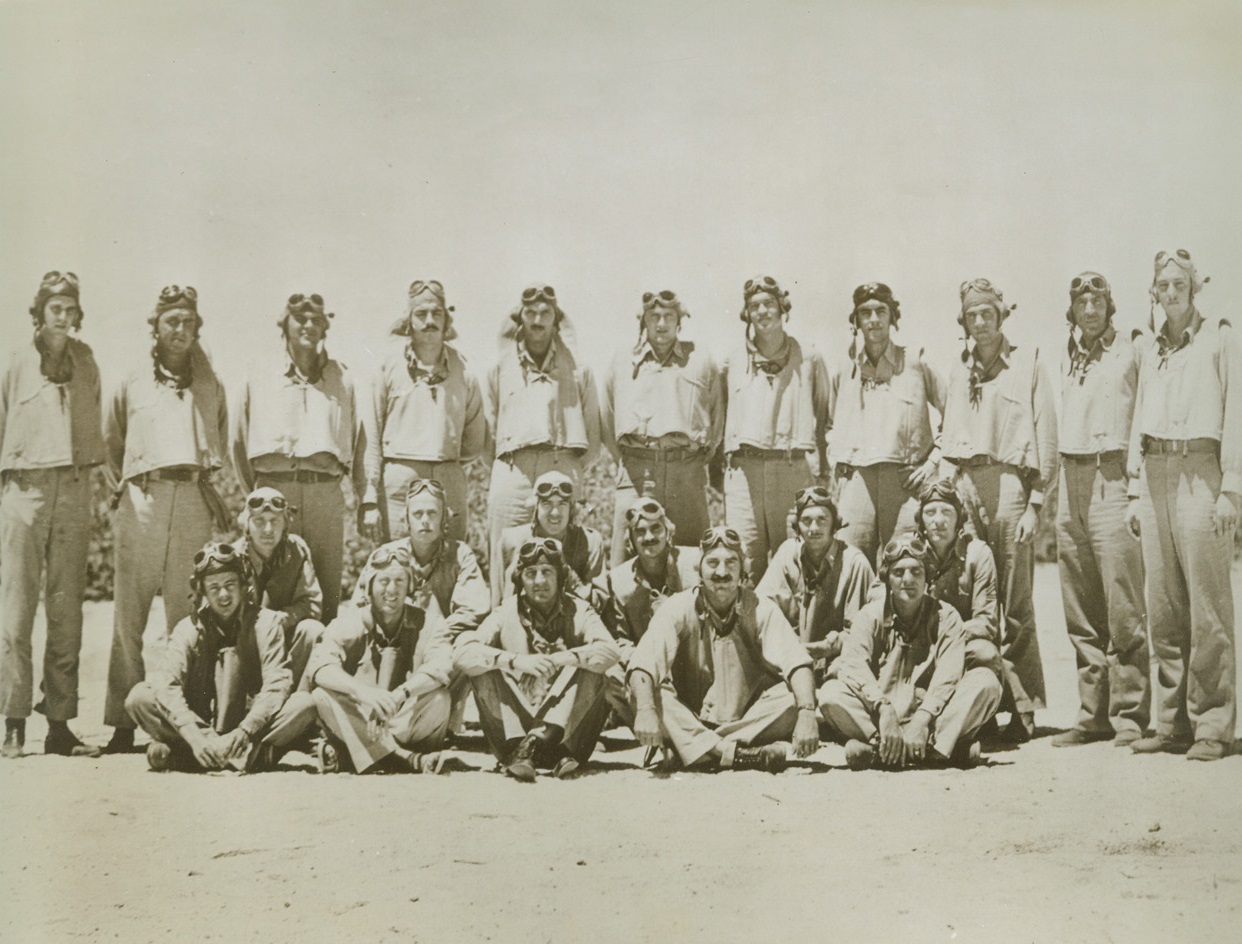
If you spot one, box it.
[284,347,328,385]
[798,539,837,588]
[517,337,557,379]
[632,338,690,371]
[747,335,792,375]
[695,587,740,636]
[1157,310,1203,354]
[857,339,901,374]
[519,593,567,644]
[34,331,76,384]
[404,342,450,386]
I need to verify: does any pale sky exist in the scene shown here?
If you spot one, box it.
[2,0,1239,393]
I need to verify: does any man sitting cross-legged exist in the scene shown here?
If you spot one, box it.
[308,544,455,774]
[454,538,620,782]
[125,541,308,772]
[819,535,1002,770]
[627,527,821,773]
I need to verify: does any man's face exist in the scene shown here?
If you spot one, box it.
[155,309,198,359]
[631,517,670,564]
[405,493,444,549]
[963,303,1004,347]
[203,572,243,622]
[1154,261,1192,322]
[284,310,327,354]
[745,291,784,335]
[920,501,959,549]
[536,495,570,538]
[642,303,680,348]
[520,562,559,609]
[1071,292,1109,341]
[797,505,836,557]
[888,558,927,609]
[407,300,446,338]
[855,300,892,347]
[40,294,82,340]
[246,510,285,559]
[700,547,743,607]
[370,565,410,624]
[520,301,557,350]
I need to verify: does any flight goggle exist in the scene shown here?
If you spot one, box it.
[287,292,329,314]
[534,479,574,500]
[625,498,666,526]
[852,282,895,306]
[642,290,679,308]
[521,284,557,304]
[41,270,80,290]
[407,479,447,499]
[408,279,445,297]
[743,275,780,297]
[1154,248,1192,268]
[246,493,289,514]
[194,542,243,570]
[367,544,415,570]
[516,537,563,567]
[1069,274,1110,296]
[700,526,743,554]
[159,284,198,304]
[881,534,930,567]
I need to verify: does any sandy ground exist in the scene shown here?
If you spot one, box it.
[2,562,1241,944]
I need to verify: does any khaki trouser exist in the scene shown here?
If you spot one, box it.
[724,451,813,581]
[818,667,1002,759]
[1137,452,1236,743]
[1056,456,1149,736]
[106,479,214,728]
[379,459,468,545]
[313,686,450,772]
[651,680,799,767]
[470,667,610,765]
[125,682,318,771]
[0,468,92,721]
[255,475,345,621]
[610,451,710,564]
[835,463,922,566]
[287,619,325,691]
[486,449,584,602]
[960,463,1046,714]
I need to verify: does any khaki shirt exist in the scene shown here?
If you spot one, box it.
[453,595,620,677]
[355,538,490,640]
[940,338,1058,506]
[0,335,105,471]
[593,546,703,658]
[835,596,966,722]
[308,597,454,692]
[498,523,605,601]
[240,533,323,633]
[153,606,292,741]
[366,340,488,483]
[1059,325,1140,456]
[485,337,600,461]
[233,351,368,500]
[1128,313,1242,496]
[627,587,812,726]
[722,335,832,456]
[827,342,947,468]
[104,348,229,484]
[602,340,724,456]
[924,534,999,645]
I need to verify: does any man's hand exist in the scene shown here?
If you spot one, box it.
[1015,505,1040,545]
[1213,492,1241,538]
[900,711,931,764]
[360,505,382,542]
[192,733,233,770]
[633,705,663,750]
[903,458,939,498]
[220,728,251,762]
[805,632,842,663]
[1124,499,1142,540]
[354,685,400,724]
[792,708,820,758]
[877,703,904,767]
[512,654,557,679]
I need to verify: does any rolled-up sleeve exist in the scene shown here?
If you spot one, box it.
[625,597,687,686]
[755,599,813,682]
[452,613,509,677]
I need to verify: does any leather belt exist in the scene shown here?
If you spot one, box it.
[1141,436,1218,456]
[949,455,997,468]
[260,469,342,484]
[1061,450,1125,464]
[620,444,703,463]
[138,467,210,484]
[730,444,809,461]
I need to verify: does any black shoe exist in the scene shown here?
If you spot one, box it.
[844,739,875,771]
[147,741,174,772]
[103,727,135,755]
[552,756,582,780]
[44,723,102,758]
[1001,712,1034,744]
[732,742,789,773]
[1051,728,1112,748]
[505,733,539,782]
[316,738,341,774]
[2,718,25,759]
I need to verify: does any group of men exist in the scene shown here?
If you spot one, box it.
[1,250,1237,776]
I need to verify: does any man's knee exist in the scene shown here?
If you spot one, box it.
[965,638,1003,676]
[124,681,156,718]
[291,619,325,650]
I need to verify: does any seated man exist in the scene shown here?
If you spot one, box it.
[820,535,1002,770]
[125,542,308,772]
[454,538,620,782]
[237,487,325,689]
[497,471,605,604]
[627,527,820,773]
[309,544,454,774]
[756,487,875,685]
[593,497,701,724]
[917,480,1003,678]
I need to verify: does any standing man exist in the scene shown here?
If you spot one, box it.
[756,487,875,685]
[627,527,821,773]
[819,535,1002,770]
[940,278,1056,742]
[722,275,831,580]
[453,538,621,781]
[485,285,600,601]
[233,292,366,620]
[1,271,104,758]
[1053,272,1149,748]
[828,282,946,564]
[601,289,724,564]
[103,285,229,754]
[363,280,487,545]
[1126,250,1239,762]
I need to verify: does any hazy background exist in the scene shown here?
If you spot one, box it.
[2,0,1239,392]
